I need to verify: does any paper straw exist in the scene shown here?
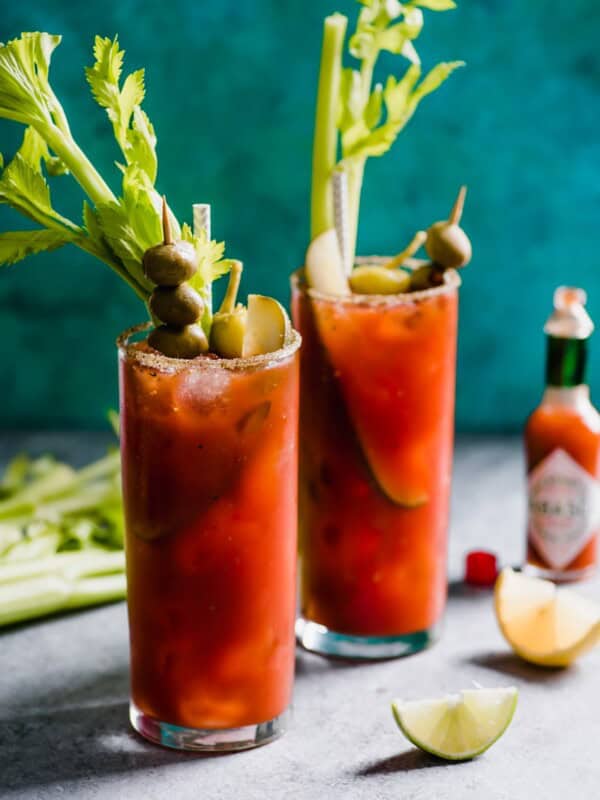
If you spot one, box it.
[192,203,212,315]
[193,203,211,240]
[332,169,351,276]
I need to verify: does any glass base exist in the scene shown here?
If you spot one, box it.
[130,702,289,751]
[524,562,597,583]
[296,617,441,660]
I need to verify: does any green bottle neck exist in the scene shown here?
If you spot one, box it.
[545,336,588,387]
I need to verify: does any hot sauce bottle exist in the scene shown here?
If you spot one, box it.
[525,287,600,581]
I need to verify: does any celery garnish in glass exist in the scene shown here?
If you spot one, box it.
[0,33,232,327]
[310,0,464,272]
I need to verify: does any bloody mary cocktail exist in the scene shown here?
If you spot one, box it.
[118,324,300,750]
[292,268,459,657]
[297,2,468,657]
[0,31,302,749]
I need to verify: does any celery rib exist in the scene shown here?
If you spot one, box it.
[0,570,126,627]
[311,14,348,240]
[0,549,125,585]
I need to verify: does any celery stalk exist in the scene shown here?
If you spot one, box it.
[0,571,126,627]
[0,462,75,512]
[0,524,24,554]
[72,450,120,484]
[42,124,116,207]
[311,14,348,240]
[3,532,62,562]
[0,33,230,320]
[0,549,125,585]
[67,573,126,609]
[308,2,464,270]
[0,447,126,626]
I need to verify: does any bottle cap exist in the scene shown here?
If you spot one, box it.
[544,286,594,340]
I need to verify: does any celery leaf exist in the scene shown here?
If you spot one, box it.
[85,36,124,115]
[0,155,52,217]
[383,65,421,118]
[19,127,50,168]
[95,166,164,285]
[0,230,72,266]
[126,107,157,183]
[0,154,75,230]
[342,61,463,162]
[0,33,62,126]
[17,126,69,178]
[364,84,383,128]
[408,0,456,10]
[409,60,464,105]
[183,224,230,285]
[379,10,424,54]
[85,36,156,183]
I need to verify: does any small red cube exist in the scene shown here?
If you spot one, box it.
[465,550,499,587]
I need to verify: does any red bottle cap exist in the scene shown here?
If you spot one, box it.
[465,550,499,587]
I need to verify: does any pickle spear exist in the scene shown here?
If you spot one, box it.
[243,295,290,357]
[210,262,290,358]
[210,261,247,358]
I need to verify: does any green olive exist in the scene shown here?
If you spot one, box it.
[148,324,209,359]
[424,185,472,270]
[143,241,198,286]
[349,266,411,295]
[149,284,204,327]
[209,305,248,358]
[425,222,472,270]
[410,263,445,291]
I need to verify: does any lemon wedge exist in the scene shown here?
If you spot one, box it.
[494,567,600,667]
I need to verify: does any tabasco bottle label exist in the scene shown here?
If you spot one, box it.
[528,448,600,569]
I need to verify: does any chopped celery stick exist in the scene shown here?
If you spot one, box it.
[3,531,61,562]
[0,570,126,627]
[0,454,30,497]
[0,549,125,585]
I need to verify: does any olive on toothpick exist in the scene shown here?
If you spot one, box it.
[143,198,198,286]
[425,186,472,270]
[410,263,445,291]
[149,283,204,327]
[148,324,209,359]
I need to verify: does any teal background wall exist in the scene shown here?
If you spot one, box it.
[1,0,600,430]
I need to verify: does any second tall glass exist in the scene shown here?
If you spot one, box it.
[292,266,460,658]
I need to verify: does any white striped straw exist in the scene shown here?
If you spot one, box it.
[332,169,351,276]
[193,203,211,240]
[192,203,212,314]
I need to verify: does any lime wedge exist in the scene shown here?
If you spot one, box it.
[392,687,518,761]
[495,567,600,667]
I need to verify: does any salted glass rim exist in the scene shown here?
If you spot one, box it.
[117,322,301,373]
[291,259,461,307]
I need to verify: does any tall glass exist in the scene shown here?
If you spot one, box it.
[117,323,301,751]
[291,265,460,659]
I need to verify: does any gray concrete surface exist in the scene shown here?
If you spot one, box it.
[0,434,599,800]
